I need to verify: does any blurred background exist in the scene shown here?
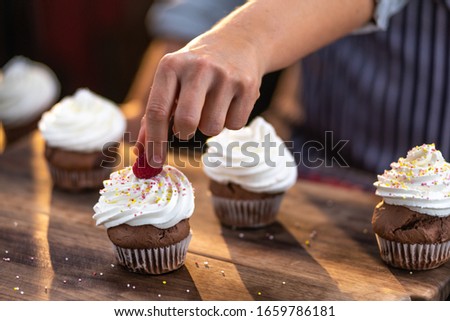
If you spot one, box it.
[0,0,154,103]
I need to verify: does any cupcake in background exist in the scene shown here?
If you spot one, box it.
[0,56,60,144]
[202,116,297,228]
[373,144,450,270]
[93,154,194,274]
[38,88,126,191]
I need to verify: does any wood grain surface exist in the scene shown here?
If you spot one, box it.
[0,131,449,301]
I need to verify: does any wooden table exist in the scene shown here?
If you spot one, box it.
[0,132,449,301]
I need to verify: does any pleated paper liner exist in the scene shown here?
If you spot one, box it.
[211,194,284,228]
[48,165,112,191]
[375,234,450,270]
[113,233,192,274]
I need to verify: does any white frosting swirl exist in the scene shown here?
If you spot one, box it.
[38,88,126,152]
[93,165,194,229]
[202,117,297,193]
[0,56,60,126]
[374,144,450,217]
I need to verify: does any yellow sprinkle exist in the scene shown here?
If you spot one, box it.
[257,291,262,296]
[305,240,310,247]
[162,280,167,285]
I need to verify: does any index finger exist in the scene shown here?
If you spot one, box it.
[144,62,178,167]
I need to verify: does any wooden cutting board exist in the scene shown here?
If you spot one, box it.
[0,133,448,300]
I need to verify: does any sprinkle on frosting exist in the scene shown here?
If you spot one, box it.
[93,165,194,229]
[374,144,450,217]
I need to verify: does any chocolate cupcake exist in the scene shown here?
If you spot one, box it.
[38,88,125,191]
[0,56,60,144]
[373,144,450,270]
[93,160,195,274]
[202,117,297,228]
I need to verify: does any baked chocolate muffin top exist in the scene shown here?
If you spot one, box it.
[107,219,190,249]
[372,201,450,244]
[209,179,283,200]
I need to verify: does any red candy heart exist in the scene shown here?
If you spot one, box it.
[132,153,162,179]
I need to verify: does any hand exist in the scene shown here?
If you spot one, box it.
[137,29,264,166]
[136,0,375,166]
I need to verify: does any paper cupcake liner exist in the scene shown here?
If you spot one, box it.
[211,194,284,228]
[48,165,111,191]
[113,233,192,274]
[375,234,450,270]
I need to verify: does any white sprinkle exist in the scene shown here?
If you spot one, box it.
[3,258,10,262]
[186,289,190,293]
[78,279,82,282]
[282,281,286,285]
[65,257,69,261]
[238,233,244,238]
[16,275,19,279]
[127,284,130,288]
[100,272,104,276]
[20,291,24,295]
[132,286,136,289]
[111,264,115,268]
[13,222,18,227]
[5,250,8,254]
[158,294,161,298]
[268,235,274,240]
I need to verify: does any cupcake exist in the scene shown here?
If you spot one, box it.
[38,88,126,191]
[93,154,195,274]
[202,116,297,228]
[0,56,60,144]
[373,144,450,270]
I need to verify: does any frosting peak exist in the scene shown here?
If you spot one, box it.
[38,88,126,152]
[93,165,194,229]
[0,56,60,126]
[202,117,297,193]
[374,144,450,217]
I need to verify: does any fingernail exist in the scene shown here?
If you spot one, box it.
[152,155,163,166]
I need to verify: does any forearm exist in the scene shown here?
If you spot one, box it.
[204,0,374,73]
